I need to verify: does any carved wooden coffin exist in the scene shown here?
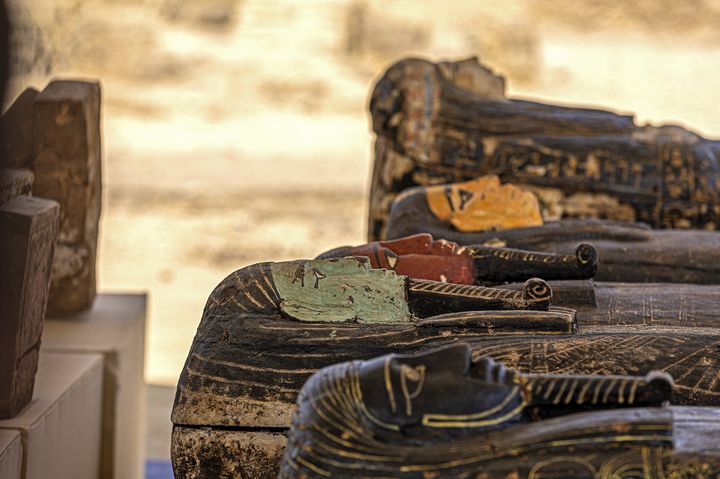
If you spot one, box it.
[368,57,720,240]
[280,343,720,478]
[172,258,720,477]
[31,80,102,315]
[386,178,720,284]
[0,195,60,418]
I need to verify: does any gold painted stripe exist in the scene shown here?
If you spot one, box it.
[296,455,330,477]
[563,379,579,405]
[230,296,248,312]
[191,353,317,374]
[422,400,527,428]
[422,387,521,424]
[618,378,628,404]
[628,380,640,404]
[183,367,296,392]
[384,357,397,413]
[261,273,280,300]
[553,379,570,405]
[253,279,276,304]
[542,379,557,400]
[395,434,671,473]
[592,378,605,404]
[602,378,619,403]
[243,291,264,308]
[577,379,593,404]
[351,370,400,431]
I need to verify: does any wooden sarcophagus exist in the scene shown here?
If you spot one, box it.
[368,57,720,241]
[172,256,720,478]
[384,176,720,284]
[279,343,720,478]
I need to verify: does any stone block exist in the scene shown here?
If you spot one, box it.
[32,80,101,315]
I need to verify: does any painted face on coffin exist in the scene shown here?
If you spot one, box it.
[358,343,527,440]
[426,175,543,232]
[346,233,476,284]
[356,342,674,445]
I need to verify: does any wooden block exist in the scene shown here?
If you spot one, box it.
[0,195,59,419]
[43,294,148,479]
[32,80,102,315]
[0,168,33,204]
[0,88,39,169]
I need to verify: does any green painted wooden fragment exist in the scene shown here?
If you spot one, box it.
[271,257,411,323]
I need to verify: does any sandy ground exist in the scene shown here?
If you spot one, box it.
[12,0,720,389]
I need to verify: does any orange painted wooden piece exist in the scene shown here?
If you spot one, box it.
[425,175,543,232]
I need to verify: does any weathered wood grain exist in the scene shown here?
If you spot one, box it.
[0,195,60,418]
[174,320,720,429]
[368,57,720,240]
[172,428,285,479]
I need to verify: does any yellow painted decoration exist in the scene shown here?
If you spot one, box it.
[427,175,543,232]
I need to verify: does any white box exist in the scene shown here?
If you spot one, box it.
[0,352,103,479]
[43,293,148,479]
[0,430,22,479]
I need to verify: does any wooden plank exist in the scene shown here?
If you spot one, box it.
[32,80,102,315]
[0,195,59,418]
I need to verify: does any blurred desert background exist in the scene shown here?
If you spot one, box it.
[11,0,720,390]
